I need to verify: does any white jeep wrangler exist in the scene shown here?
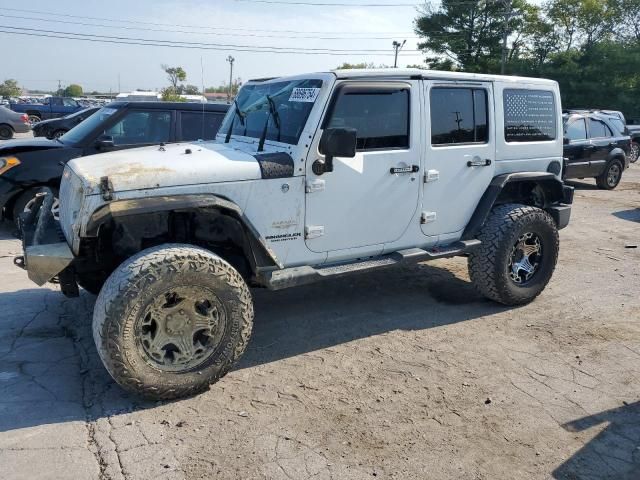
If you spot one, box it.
[17,69,574,399]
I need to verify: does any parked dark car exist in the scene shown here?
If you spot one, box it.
[0,101,229,226]
[563,112,631,190]
[10,96,84,124]
[0,106,30,140]
[32,107,100,139]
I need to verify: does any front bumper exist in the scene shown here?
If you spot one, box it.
[15,189,76,293]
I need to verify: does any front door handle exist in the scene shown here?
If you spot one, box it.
[390,165,419,174]
[467,159,492,167]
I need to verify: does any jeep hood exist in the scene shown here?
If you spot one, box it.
[67,142,263,195]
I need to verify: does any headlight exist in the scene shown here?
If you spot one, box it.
[0,157,20,175]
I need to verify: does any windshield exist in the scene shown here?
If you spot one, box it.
[219,79,323,145]
[65,107,94,120]
[60,107,118,144]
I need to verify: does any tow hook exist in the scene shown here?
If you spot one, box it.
[14,255,26,270]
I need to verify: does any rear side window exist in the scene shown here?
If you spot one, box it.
[104,110,171,146]
[589,118,613,138]
[180,112,225,141]
[504,89,556,142]
[326,88,410,151]
[430,88,488,145]
[565,119,587,141]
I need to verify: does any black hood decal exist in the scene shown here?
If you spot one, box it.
[253,152,294,179]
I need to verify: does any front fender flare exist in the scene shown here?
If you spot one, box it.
[85,194,281,269]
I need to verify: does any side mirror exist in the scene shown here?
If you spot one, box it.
[314,127,357,175]
[96,135,115,150]
[563,137,570,145]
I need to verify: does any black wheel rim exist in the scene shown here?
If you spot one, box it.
[607,164,621,188]
[135,286,227,372]
[0,127,10,139]
[508,232,543,285]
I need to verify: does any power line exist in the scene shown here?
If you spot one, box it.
[232,0,417,5]
[0,6,419,35]
[0,28,421,56]
[0,24,422,53]
[0,13,420,40]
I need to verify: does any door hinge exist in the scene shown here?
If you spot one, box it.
[424,170,440,183]
[421,212,437,224]
[306,179,326,193]
[305,225,325,239]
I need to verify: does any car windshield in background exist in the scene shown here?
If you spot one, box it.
[219,79,323,145]
[59,107,118,144]
[65,107,95,120]
[609,117,626,135]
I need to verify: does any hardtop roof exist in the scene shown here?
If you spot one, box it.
[105,101,230,112]
[249,68,557,87]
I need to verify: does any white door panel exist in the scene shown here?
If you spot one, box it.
[421,82,496,237]
[305,80,422,254]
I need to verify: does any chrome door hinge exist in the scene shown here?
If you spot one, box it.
[421,212,437,224]
[305,225,325,239]
[424,170,440,183]
[306,179,326,193]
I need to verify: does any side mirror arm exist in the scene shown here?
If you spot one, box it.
[312,155,334,176]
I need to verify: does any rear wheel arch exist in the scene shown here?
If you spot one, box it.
[463,173,570,240]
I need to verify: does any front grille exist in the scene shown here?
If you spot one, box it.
[59,166,84,245]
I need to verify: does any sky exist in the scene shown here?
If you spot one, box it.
[1,0,545,94]
[0,0,429,93]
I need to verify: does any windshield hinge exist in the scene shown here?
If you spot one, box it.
[99,176,113,201]
[306,179,326,193]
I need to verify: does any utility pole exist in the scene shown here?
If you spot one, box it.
[392,40,406,68]
[501,0,513,75]
[118,73,121,94]
[57,80,62,96]
[226,56,235,103]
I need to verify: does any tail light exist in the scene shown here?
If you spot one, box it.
[20,114,28,124]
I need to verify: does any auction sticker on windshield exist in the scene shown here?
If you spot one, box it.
[289,88,320,103]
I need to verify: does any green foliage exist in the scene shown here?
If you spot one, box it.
[205,78,242,95]
[160,87,186,102]
[63,84,83,97]
[182,84,201,95]
[0,79,21,98]
[161,65,187,89]
[415,0,640,115]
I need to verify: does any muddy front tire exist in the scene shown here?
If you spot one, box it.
[93,244,254,400]
[468,204,559,306]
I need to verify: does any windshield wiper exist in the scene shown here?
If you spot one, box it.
[258,95,281,152]
[225,99,246,144]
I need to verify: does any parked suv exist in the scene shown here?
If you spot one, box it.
[563,111,631,189]
[16,69,574,399]
[0,101,229,226]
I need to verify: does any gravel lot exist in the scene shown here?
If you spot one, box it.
[0,150,638,479]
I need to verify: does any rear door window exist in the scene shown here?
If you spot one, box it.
[565,119,587,141]
[430,88,488,145]
[180,112,225,141]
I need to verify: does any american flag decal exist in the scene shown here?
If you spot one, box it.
[504,89,556,142]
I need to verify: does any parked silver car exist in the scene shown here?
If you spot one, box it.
[0,106,31,140]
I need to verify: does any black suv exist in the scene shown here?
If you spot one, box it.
[0,101,229,225]
[563,111,631,190]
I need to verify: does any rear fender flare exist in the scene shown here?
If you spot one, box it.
[463,172,573,239]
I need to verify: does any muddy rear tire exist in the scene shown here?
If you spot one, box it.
[92,244,254,400]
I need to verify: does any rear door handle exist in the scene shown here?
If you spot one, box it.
[390,165,419,174]
[467,159,492,167]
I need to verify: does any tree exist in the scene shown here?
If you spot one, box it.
[161,65,187,91]
[63,84,83,97]
[414,0,535,73]
[183,84,201,95]
[334,62,377,70]
[205,78,242,96]
[0,79,21,98]
[160,87,186,102]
